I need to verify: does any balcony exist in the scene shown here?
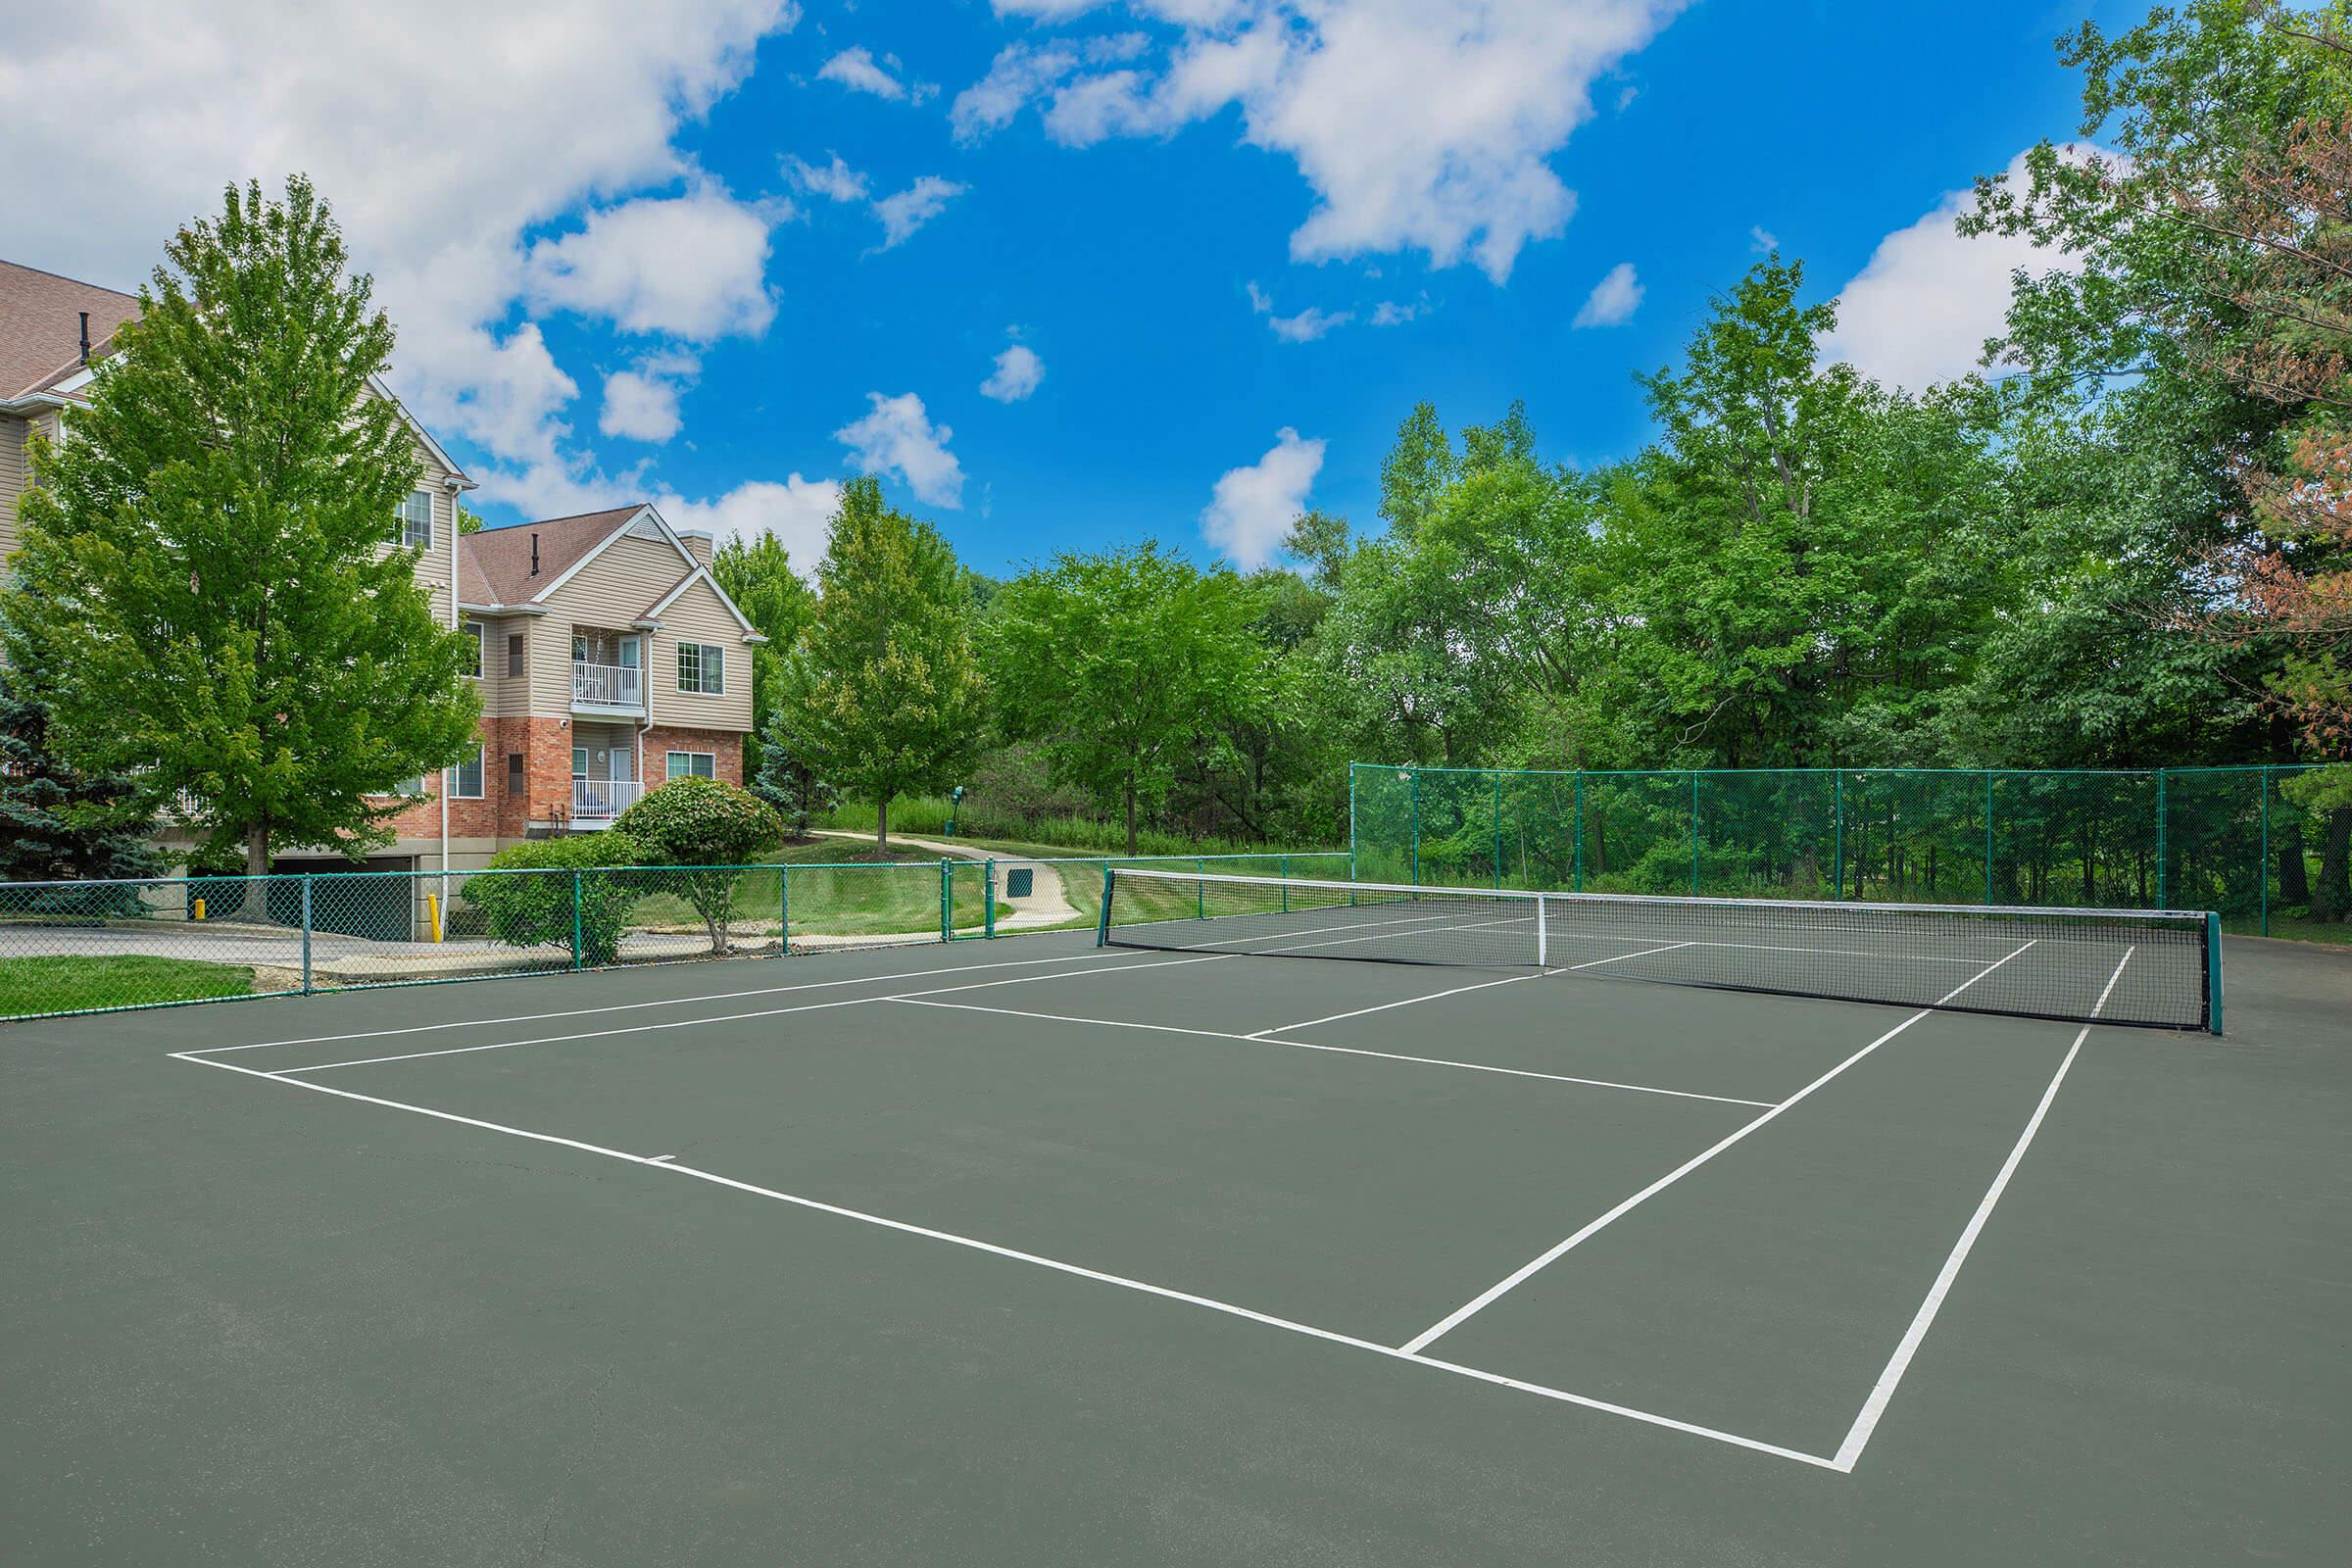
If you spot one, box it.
[571,661,644,712]
[571,778,643,826]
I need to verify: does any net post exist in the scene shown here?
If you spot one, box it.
[2259,764,2271,937]
[983,859,996,939]
[300,874,314,995]
[571,869,584,969]
[1280,854,1290,912]
[2155,769,2169,909]
[2206,910,2224,1035]
[1096,864,1114,946]
[1573,770,1584,892]
[1535,892,1548,967]
[1984,770,1994,906]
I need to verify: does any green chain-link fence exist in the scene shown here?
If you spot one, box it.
[1350,762,2343,935]
[0,850,1352,1024]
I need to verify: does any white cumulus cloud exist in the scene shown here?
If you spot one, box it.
[1248,280,1350,342]
[523,186,779,341]
[656,475,843,571]
[1817,146,2097,392]
[782,153,870,202]
[956,0,1683,281]
[981,341,1045,402]
[818,46,907,99]
[834,391,965,508]
[870,175,968,250]
[599,351,701,443]
[1202,427,1325,568]
[1572,261,1642,327]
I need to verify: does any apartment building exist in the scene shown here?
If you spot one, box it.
[2,258,764,885]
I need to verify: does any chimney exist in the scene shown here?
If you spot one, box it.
[78,312,90,366]
[679,529,714,568]
[529,532,540,575]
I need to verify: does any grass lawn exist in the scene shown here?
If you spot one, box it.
[768,841,988,939]
[0,955,255,1019]
[2233,912,2352,947]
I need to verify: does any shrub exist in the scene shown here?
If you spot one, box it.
[750,711,840,834]
[611,777,785,952]
[466,833,645,967]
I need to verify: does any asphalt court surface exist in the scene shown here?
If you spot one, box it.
[5,925,2345,1565]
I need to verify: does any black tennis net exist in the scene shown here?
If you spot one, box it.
[1098,868,2220,1032]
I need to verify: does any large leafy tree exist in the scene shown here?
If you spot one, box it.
[710,528,817,779]
[770,478,986,850]
[1,176,480,889]
[987,542,1271,854]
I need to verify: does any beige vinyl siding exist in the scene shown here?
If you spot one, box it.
[470,615,533,718]
[650,575,756,732]
[0,414,24,563]
[526,533,683,714]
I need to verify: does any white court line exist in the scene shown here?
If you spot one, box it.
[273,953,1238,1075]
[1397,939,2041,1357]
[1830,945,2135,1472]
[195,904,1476,1059]
[893,997,1776,1109]
[1254,941,1697,1037]
[170,1047,1839,1471]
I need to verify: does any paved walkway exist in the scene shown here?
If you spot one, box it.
[807,831,1082,930]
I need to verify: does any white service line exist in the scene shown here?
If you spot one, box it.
[892,997,1776,1109]
[1830,945,2134,1472]
[1249,940,1697,1038]
[183,947,1169,1055]
[275,953,1236,1075]
[170,1047,1839,1471]
[1397,939,2041,1357]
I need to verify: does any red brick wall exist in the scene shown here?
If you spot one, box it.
[375,716,748,846]
[645,724,744,788]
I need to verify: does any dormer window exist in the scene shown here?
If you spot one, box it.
[396,489,432,550]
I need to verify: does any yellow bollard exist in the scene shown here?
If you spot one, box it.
[427,893,443,943]
[192,897,206,921]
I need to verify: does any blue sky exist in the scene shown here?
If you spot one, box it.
[5,1,2130,577]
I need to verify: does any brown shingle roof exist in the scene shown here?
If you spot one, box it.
[459,507,648,607]
[0,260,141,401]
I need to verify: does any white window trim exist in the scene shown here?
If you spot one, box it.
[397,488,433,551]
[446,747,485,800]
[371,776,430,800]
[676,641,724,696]
[665,751,717,780]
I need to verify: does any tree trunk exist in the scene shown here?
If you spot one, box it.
[875,794,890,854]
[234,823,271,922]
[2278,818,2310,906]
[2314,808,2352,922]
[1124,773,1138,858]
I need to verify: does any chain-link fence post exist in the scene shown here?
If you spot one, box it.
[1409,769,1421,886]
[2155,768,2169,908]
[1690,769,1700,896]
[300,873,314,995]
[1493,769,1504,890]
[1280,853,1290,912]
[1984,770,1995,906]
[2260,764,2272,936]
[983,859,996,939]
[778,863,791,957]
[1833,770,1844,900]
[1573,770,1585,892]
[571,868,584,969]
[939,858,952,943]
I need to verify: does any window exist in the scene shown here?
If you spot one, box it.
[446,748,484,800]
[395,489,432,550]
[506,633,524,678]
[677,641,724,695]
[506,753,524,797]
[463,621,484,678]
[665,751,716,780]
[382,776,427,799]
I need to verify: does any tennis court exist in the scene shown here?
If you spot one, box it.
[5,877,2346,1565]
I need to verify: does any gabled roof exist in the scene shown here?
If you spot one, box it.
[457,504,765,639]
[0,259,139,402]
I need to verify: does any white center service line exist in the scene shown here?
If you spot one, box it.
[1396,939,2040,1357]
[893,997,1775,1108]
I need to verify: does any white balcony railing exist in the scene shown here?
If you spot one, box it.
[571,661,644,709]
[571,778,643,822]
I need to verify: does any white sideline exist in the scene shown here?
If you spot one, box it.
[1397,939,2042,1357]
[1253,940,1697,1037]
[1830,945,2135,1471]
[169,1047,1840,1472]
[892,996,1777,1109]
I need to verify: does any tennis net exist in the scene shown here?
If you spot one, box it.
[1097,868,2220,1032]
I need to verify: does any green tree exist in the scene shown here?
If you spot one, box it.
[0,663,167,888]
[711,528,818,779]
[987,542,1271,854]
[749,709,839,834]
[610,775,785,953]
[0,176,481,898]
[770,478,986,851]
[466,833,644,968]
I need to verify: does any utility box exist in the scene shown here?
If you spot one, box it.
[1006,868,1034,900]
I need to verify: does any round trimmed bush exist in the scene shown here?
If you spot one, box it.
[610,778,785,952]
